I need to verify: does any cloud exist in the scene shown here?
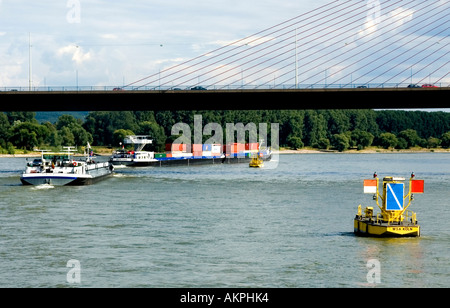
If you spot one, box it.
[0,1,447,88]
[358,3,415,40]
[57,45,92,65]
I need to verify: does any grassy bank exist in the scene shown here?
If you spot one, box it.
[1,145,449,158]
[277,146,450,154]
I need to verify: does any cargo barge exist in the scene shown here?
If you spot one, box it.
[109,136,272,167]
[21,144,114,186]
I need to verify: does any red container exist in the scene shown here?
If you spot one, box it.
[192,144,203,152]
[223,143,245,154]
[171,144,187,152]
[237,143,245,152]
[246,143,259,150]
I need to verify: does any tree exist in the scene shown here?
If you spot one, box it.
[351,129,374,150]
[331,133,350,152]
[56,114,92,146]
[427,137,440,149]
[138,121,166,152]
[398,129,421,148]
[441,131,450,148]
[285,112,304,146]
[113,129,135,147]
[9,122,48,150]
[304,111,327,147]
[56,114,80,130]
[6,112,36,125]
[59,127,75,146]
[83,111,138,146]
[0,113,10,145]
[71,125,93,146]
[287,136,304,149]
[316,137,330,150]
[378,132,398,149]
[42,121,61,147]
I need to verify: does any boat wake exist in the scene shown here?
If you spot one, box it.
[113,173,136,178]
[32,184,55,190]
[113,164,127,169]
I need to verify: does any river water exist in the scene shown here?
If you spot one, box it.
[0,153,449,288]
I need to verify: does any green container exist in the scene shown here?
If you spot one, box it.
[155,153,166,158]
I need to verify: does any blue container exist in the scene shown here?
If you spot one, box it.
[202,144,212,151]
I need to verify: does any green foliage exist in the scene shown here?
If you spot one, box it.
[8,122,49,150]
[316,138,330,150]
[378,132,398,149]
[331,133,350,152]
[427,137,440,149]
[2,110,449,152]
[113,129,135,147]
[287,136,304,149]
[351,129,374,149]
[0,112,10,144]
[441,131,450,148]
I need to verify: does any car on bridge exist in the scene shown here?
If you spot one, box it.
[421,84,438,88]
[191,86,207,91]
[407,84,421,88]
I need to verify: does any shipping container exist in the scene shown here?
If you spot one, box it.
[245,143,259,151]
[166,143,188,152]
[192,144,203,152]
[223,143,245,154]
[171,152,193,158]
[202,144,212,151]
[202,151,212,156]
[166,153,172,158]
[155,153,166,158]
[211,144,221,153]
[176,144,188,152]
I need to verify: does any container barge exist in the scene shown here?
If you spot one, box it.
[109,136,272,167]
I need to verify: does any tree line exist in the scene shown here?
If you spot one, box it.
[1,110,450,154]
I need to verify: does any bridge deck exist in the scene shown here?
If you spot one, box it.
[0,88,448,111]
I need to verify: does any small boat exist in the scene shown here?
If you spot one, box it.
[20,144,114,186]
[249,153,264,168]
[354,172,424,237]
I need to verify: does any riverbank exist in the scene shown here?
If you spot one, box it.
[276,146,450,154]
[2,146,449,158]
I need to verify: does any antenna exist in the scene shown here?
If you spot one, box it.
[28,32,32,91]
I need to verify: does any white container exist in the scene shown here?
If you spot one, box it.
[211,145,221,153]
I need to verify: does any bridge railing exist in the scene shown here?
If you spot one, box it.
[1,83,448,92]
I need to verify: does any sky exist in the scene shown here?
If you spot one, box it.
[0,0,449,90]
[0,0,317,88]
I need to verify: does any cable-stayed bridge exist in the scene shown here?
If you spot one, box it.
[124,0,449,91]
[1,0,449,111]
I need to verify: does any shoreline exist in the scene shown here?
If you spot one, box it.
[1,147,449,158]
[275,147,450,154]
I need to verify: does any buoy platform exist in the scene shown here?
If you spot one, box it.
[354,173,424,237]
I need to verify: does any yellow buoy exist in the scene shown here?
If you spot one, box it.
[354,172,424,237]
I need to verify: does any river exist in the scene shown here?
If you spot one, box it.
[0,153,449,287]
